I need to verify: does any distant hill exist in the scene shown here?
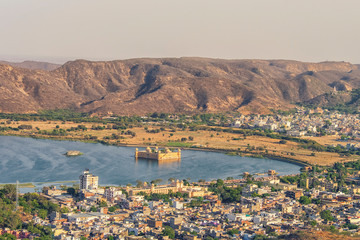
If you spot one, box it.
[0,60,61,71]
[303,87,360,113]
[0,57,360,115]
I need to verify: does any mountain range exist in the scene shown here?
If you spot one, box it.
[0,60,61,71]
[0,58,360,115]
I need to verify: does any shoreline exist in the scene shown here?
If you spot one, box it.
[0,133,310,167]
[0,180,78,188]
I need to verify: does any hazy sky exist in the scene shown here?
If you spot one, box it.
[1,0,359,63]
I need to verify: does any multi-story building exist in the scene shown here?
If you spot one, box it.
[285,190,303,199]
[104,187,123,202]
[79,169,99,190]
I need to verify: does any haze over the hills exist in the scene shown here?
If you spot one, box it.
[1,58,360,115]
[1,1,360,63]
[0,60,61,71]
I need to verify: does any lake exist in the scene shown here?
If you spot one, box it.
[0,136,301,187]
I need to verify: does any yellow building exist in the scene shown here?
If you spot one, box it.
[135,147,181,161]
[127,180,209,198]
[128,180,184,196]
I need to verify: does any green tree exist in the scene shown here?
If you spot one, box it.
[299,196,311,205]
[4,213,21,230]
[99,201,107,208]
[205,237,215,240]
[90,206,97,212]
[67,187,76,196]
[136,180,143,188]
[343,223,358,230]
[216,179,224,186]
[0,233,16,240]
[162,226,175,239]
[2,184,16,201]
[37,209,48,219]
[150,179,163,185]
[320,210,334,222]
[108,206,116,212]
[253,234,268,240]
[311,198,321,204]
[60,207,69,213]
[227,229,239,236]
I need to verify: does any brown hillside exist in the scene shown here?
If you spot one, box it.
[0,58,360,115]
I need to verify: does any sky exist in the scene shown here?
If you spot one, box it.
[0,0,359,64]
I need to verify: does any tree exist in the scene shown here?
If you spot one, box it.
[311,198,321,205]
[310,220,317,227]
[150,179,163,185]
[183,179,190,186]
[37,209,48,219]
[108,206,116,212]
[216,179,224,186]
[60,207,69,213]
[162,226,175,239]
[4,213,21,230]
[67,187,76,196]
[0,233,16,240]
[90,206,97,212]
[320,210,334,222]
[299,196,311,205]
[136,180,143,188]
[329,225,338,233]
[205,237,215,240]
[227,229,239,236]
[253,235,267,240]
[2,184,16,201]
[343,223,358,230]
[99,201,107,208]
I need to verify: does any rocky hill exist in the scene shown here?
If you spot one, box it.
[0,58,360,115]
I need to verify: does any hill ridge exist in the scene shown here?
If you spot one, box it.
[0,58,360,115]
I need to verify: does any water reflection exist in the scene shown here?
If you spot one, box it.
[135,157,181,168]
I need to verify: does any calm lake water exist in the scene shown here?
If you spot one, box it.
[0,136,300,186]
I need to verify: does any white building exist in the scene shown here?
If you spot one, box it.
[104,187,123,202]
[79,169,99,190]
[67,212,109,223]
[173,201,184,209]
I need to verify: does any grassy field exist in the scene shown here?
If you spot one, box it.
[0,183,35,188]
[0,119,356,166]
